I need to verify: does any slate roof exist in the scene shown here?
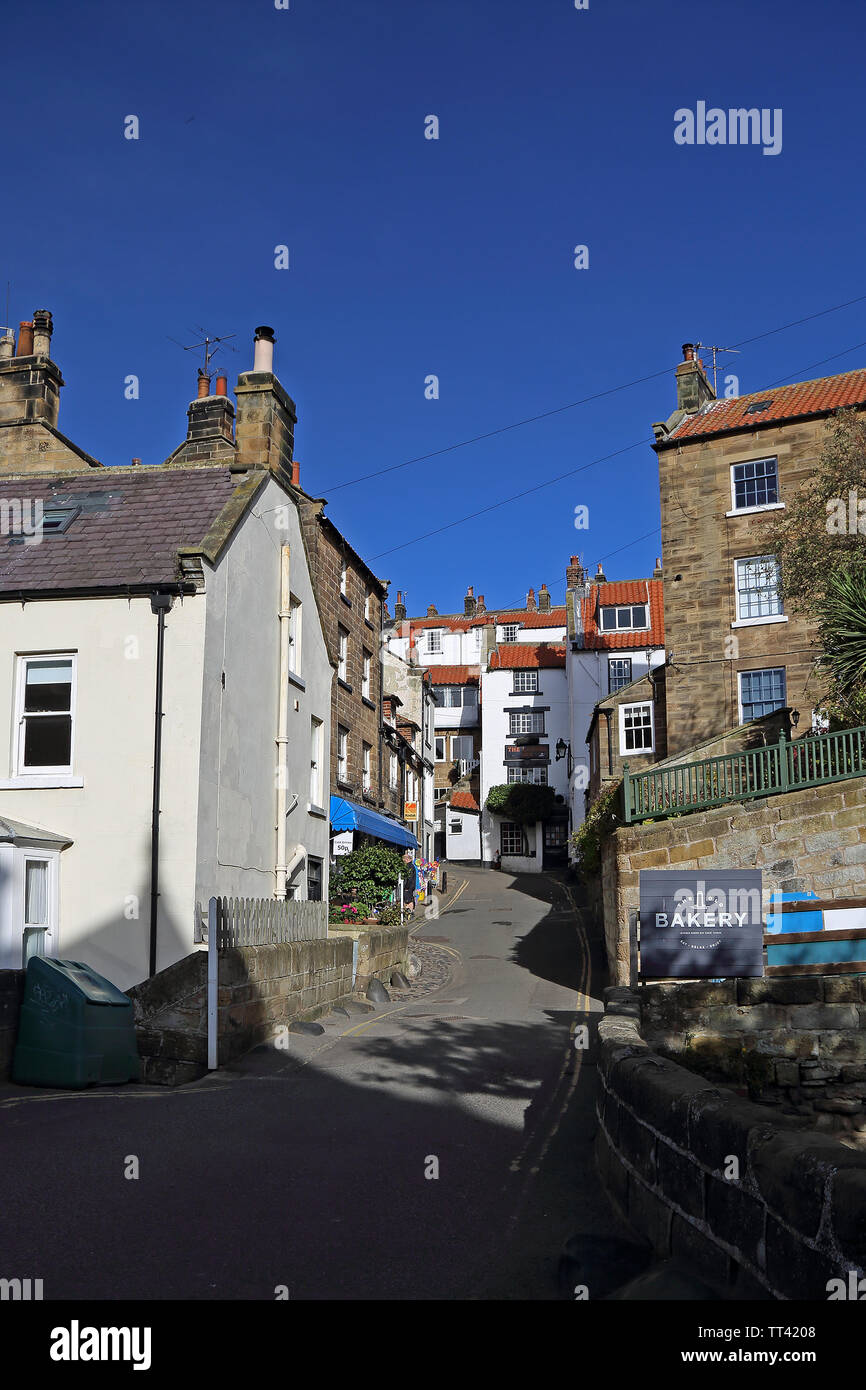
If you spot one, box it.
[664,369,866,445]
[0,468,244,594]
[579,578,664,651]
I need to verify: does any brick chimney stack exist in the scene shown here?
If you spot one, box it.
[234,325,297,486]
[538,583,551,612]
[464,585,476,617]
[526,587,537,611]
[676,342,715,415]
[427,604,438,617]
[394,590,407,623]
[566,554,585,589]
[476,594,486,614]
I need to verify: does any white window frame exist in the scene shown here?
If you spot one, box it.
[619,700,654,754]
[338,626,348,683]
[507,766,547,784]
[451,735,473,762]
[18,850,60,968]
[362,649,372,699]
[288,596,302,674]
[449,818,463,835]
[727,456,784,516]
[500,822,526,856]
[13,653,77,781]
[427,628,442,654]
[364,589,372,622]
[599,604,649,633]
[310,716,323,807]
[362,742,372,794]
[389,751,398,789]
[502,623,520,643]
[434,736,446,762]
[337,725,349,783]
[512,671,539,694]
[340,559,348,597]
[509,711,545,736]
[732,555,787,627]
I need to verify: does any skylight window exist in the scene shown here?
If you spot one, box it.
[41,507,80,533]
[745,400,774,415]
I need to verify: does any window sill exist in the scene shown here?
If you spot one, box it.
[364,617,375,631]
[308,803,328,818]
[288,671,306,690]
[337,779,354,792]
[361,696,376,710]
[731,614,788,629]
[337,678,353,694]
[0,774,84,789]
[340,593,352,607]
[725,502,785,518]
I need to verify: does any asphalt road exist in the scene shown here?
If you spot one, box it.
[0,866,631,1300]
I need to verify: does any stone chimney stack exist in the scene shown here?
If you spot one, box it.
[653,556,663,579]
[427,604,438,617]
[234,325,297,486]
[394,590,407,623]
[526,587,537,611]
[675,343,715,415]
[538,583,551,613]
[165,367,237,467]
[591,562,607,585]
[0,307,64,432]
[464,585,476,617]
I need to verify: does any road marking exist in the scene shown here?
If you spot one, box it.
[339,1003,415,1038]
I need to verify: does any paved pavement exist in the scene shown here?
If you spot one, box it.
[0,866,632,1300]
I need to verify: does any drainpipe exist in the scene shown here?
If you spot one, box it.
[276,545,291,898]
[149,592,174,977]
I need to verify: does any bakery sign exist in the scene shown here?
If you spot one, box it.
[638,870,764,978]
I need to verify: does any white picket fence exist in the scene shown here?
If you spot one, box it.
[208,895,327,948]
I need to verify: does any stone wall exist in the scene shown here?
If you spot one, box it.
[642,976,866,1132]
[596,988,866,1299]
[328,924,409,991]
[601,775,866,984]
[655,412,824,758]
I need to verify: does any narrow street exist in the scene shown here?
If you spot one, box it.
[0,868,630,1301]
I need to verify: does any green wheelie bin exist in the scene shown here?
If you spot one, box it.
[12,957,140,1088]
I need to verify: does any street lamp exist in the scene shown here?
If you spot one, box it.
[555,738,574,775]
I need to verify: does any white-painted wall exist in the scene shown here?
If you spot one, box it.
[445,806,481,861]
[479,665,570,867]
[0,593,206,987]
[194,475,332,911]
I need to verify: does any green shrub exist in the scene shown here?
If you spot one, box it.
[330,844,404,908]
[485,782,558,823]
[570,783,621,878]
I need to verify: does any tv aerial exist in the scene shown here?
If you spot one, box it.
[694,342,741,395]
[167,326,238,377]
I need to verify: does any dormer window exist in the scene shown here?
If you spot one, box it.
[599,604,648,632]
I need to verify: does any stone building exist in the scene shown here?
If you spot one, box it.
[651,346,866,756]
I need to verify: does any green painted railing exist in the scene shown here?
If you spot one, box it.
[622,725,866,823]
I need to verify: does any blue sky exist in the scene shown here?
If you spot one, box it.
[3,0,864,615]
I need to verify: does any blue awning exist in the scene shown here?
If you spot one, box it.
[329,796,418,849]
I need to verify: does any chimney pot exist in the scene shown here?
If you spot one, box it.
[197,369,211,399]
[131,457,141,467]
[290,459,300,487]
[17,321,34,356]
[215,374,228,397]
[32,310,53,357]
[253,325,276,374]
